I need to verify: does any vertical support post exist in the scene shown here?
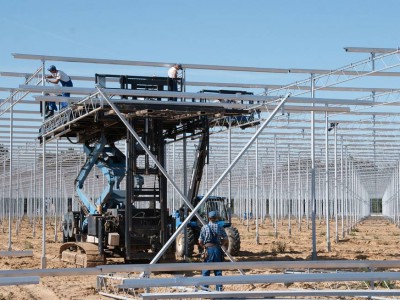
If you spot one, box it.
[33,146,37,238]
[182,133,187,257]
[255,128,259,244]
[59,160,63,219]
[54,140,58,242]
[280,158,283,224]
[172,143,175,210]
[205,162,208,198]
[41,60,47,269]
[158,120,168,254]
[369,266,374,298]
[182,133,187,196]
[288,145,291,235]
[125,118,134,261]
[298,154,301,231]
[15,150,20,235]
[273,135,277,238]
[371,52,377,215]
[345,146,349,234]
[7,94,13,251]
[325,106,331,252]
[397,161,400,226]
[2,160,5,233]
[310,74,317,259]
[228,120,232,222]
[334,125,338,243]
[306,159,310,229]
[28,167,32,225]
[246,153,250,231]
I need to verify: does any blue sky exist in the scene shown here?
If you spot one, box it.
[0,0,399,95]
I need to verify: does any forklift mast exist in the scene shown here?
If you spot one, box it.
[187,118,209,205]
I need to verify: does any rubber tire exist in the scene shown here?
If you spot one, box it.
[62,231,68,243]
[175,227,195,258]
[225,226,241,256]
[62,213,69,238]
[67,211,74,238]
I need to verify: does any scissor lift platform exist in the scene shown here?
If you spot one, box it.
[39,95,252,144]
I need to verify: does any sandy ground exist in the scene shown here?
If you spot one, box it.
[0,215,399,299]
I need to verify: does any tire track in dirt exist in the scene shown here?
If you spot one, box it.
[18,283,60,300]
[0,283,59,300]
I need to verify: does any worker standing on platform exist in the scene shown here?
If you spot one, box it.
[167,63,182,101]
[45,65,73,112]
[198,210,229,291]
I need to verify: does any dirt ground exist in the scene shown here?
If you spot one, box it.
[0,215,399,299]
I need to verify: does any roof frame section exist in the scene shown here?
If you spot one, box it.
[17,85,350,112]
[3,72,400,94]
[344,46,400,54]
[266,50,400,98]
[11,52,400,76]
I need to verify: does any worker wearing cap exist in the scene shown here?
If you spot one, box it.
[167,63,182,101]
[45,65,73,111]
[198,210,229,291]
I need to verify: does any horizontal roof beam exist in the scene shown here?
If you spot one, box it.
[12,53,400,76]
[17,86,349,113]
[344,47,399,54]
[3,72,399,93]
[187,81,399,93]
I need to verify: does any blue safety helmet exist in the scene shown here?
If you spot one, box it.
[208,211,217,218]
[47,65,57,72]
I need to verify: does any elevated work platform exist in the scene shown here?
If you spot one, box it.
[38,85,255,145]
[35,74,261,264]
[39,95,253,144]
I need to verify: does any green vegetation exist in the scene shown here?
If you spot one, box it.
[370,198,382,213]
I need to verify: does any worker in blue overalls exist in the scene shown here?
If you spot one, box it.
[198,210,229,291]
[45,65,73,117]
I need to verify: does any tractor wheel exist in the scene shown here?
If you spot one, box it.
[175,227,195,258]
[225,226,241,256]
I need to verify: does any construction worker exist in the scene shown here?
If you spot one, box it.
[198,210,229,291]
[45,65,73,113]
[167,64,182,101]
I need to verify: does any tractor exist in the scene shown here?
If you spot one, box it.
[174,195,241,258]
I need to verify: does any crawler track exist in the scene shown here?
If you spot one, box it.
[59,242,105,267]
